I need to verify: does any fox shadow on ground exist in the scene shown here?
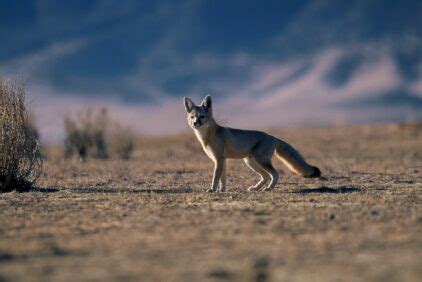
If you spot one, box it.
[292,186,361,194]
[29,186,362,194]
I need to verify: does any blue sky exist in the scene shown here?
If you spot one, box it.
[0,0,421,140]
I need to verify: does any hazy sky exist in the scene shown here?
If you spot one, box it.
[0,0,421,141]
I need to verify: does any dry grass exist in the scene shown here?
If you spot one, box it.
[0,79,42,192]
[0,124,421,281]
[107,123,135,160]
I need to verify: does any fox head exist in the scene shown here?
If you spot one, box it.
[184,95,213,130]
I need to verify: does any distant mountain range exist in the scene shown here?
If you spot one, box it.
[0,0,421,140]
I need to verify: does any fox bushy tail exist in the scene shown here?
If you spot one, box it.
[275,139,321,178]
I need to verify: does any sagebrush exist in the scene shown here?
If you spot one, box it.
[64,108,135,160]
[0,79,42,192]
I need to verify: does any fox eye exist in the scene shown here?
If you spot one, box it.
[199,115,205,119]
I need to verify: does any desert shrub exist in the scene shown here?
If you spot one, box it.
[64,115,91,159]
[0,79,42,192]
[64,108,108,159]
[64,108,135,160]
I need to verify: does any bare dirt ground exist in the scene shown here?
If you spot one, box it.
[0,124,421,282]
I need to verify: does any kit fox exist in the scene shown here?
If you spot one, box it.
[184,95,321,192]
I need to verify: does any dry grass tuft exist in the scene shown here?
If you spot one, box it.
[0,79,42,192]
[64,107,135,160]
[107,123,135,160]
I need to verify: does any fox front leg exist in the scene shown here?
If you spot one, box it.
[219,160,226,192]
[208,159,224,192]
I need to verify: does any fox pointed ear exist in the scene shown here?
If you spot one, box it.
[184,97,195,113]
[201,95,212,111]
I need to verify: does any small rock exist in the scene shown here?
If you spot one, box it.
[208,269,232,279]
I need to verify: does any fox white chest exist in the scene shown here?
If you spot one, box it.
[194,129,217,161]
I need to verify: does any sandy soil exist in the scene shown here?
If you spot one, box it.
[0,124,421,282]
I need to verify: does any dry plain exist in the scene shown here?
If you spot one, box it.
[0,124,421,282]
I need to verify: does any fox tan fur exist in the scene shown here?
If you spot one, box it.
[184,95,321,192]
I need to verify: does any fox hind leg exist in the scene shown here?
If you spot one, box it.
[244,157,270,191]
[260,161,279,191]
[251,153,279,191]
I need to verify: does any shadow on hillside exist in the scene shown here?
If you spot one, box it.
[70,187,193,194]
[292,186,361,194]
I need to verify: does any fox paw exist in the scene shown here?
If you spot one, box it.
[206,188,216,193]
[262,187,273,192]
[247,186,261,192]
[219,187,226,192]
